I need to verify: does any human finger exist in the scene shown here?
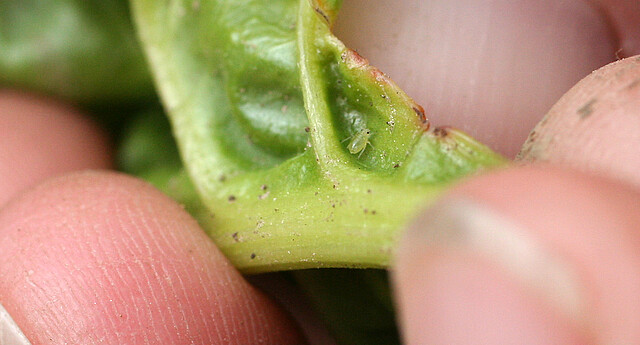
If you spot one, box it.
[394,165,640,344]
[0,91,112,207]
[0,171,306,344]
[519,55,640,188]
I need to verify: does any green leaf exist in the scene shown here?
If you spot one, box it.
[131,0,506,273]
[0,0,154,106]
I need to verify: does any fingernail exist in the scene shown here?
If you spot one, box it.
[0,303,31,345]
[394,199,590,344]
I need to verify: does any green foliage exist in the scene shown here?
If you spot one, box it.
[0,0,154,106]
[131,0,505,273]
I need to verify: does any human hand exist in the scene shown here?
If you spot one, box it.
[1,0,639,344]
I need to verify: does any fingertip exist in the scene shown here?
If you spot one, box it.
[519,55,640,189]
[0,91,112,206]
[0,171,305,345]
[394,165,640,344]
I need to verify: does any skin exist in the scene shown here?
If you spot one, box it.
[0,1,639,344]
[518,55,640,188]
[0,91,112,207]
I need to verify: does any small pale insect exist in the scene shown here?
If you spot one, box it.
[343,128,373,158]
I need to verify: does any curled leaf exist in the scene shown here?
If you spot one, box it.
[132,0,505,273]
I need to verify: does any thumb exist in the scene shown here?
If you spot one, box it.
[393,166,640,345]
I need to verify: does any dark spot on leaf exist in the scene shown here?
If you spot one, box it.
[314,7,330,24]
[250,253,256,259]
[261,184,268,190]
[433,127,449,137]
[393,164,400,168]
[367,189,372,194]
[232,232,239,242]
[219,175,226,182]
[364,209,369,214]
[228,195,236,202]
[304,126,310,132]
[372,210,377,215]
[577,99,597,119]
[413,105,429,126]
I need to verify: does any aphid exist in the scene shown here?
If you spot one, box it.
[343,128,373,158]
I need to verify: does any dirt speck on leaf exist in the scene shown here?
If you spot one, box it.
[413,105,429,126]
[314,7,330,24]
[433,127,449,138]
